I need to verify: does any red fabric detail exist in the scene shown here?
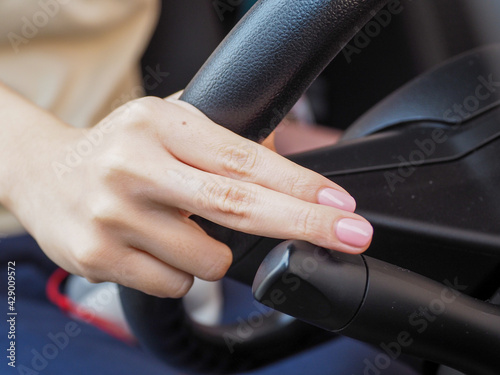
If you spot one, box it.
[46,268,135,344]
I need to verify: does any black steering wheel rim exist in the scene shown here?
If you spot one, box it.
[119,0,390,373]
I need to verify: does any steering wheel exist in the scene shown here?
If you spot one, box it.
[118,0,394,373]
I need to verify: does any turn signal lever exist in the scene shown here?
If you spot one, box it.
[252,241,500,375]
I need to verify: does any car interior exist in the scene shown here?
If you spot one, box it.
[117,1,500,374]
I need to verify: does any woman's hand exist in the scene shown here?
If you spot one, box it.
[4,95,372,298]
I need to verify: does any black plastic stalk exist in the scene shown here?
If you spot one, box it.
[253,240,500,375]
[252,240,368,331]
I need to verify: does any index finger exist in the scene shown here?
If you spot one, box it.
[158,98,356,212]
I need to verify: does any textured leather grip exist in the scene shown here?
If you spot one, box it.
[181,0,390,141]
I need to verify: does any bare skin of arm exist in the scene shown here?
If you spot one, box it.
[0,82,372,298]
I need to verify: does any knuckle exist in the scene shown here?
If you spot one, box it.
[198,181,255,216]
[200,249,233,281]
[283,171,308,196]
[73,246,105,282]
[130,96,164,115]
[294,206,323,240]
[121,96,164,131]
[95,148,146,191]
[88,196,122,228]
[98,151,129,180]
[167,275,194,298]
[216,143,259,179]
[75,249,97,270]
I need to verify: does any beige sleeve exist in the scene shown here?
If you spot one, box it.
[0,0,161,236]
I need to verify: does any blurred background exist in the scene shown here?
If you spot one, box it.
[142,0,500,132]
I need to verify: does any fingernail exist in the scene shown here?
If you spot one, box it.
[318,188,356,212]
[336,218,373,248]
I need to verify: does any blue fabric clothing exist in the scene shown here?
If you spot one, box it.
[0,235,420,375]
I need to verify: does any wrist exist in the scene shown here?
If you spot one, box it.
[0,84,75,216]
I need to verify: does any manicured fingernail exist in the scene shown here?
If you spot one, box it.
[336,218,373,248]
[318,188,356,212]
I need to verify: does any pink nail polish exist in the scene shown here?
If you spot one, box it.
[318,188,356,212]
[336,218,373,248]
